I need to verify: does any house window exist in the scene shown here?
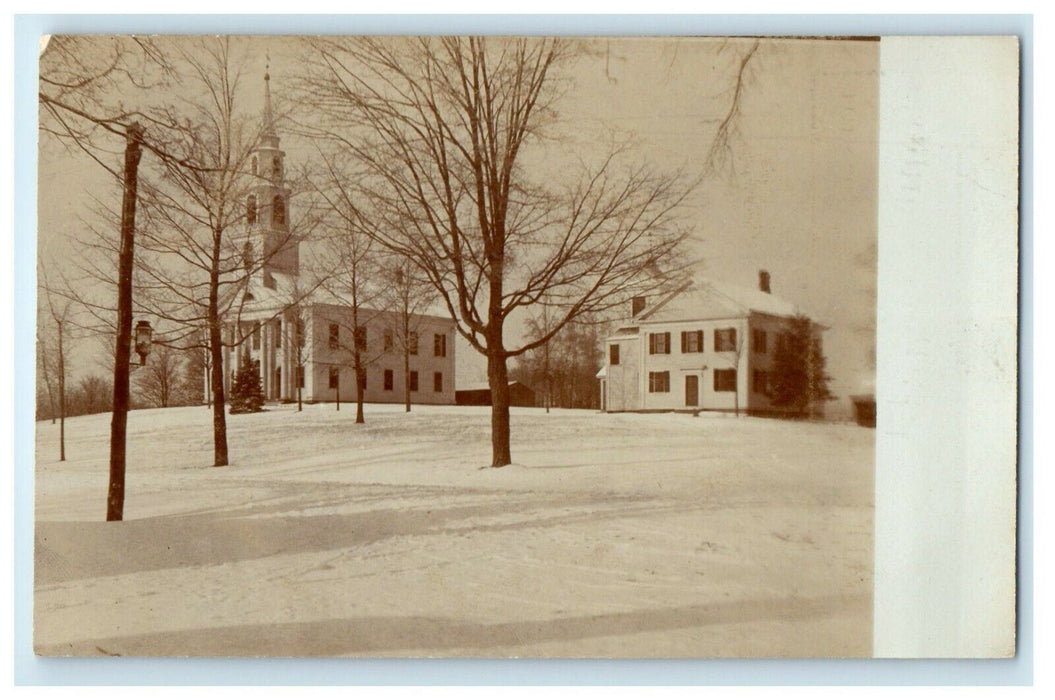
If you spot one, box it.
[648,332,671,355]
[648,371,670,393]
[410,371,419,392]
[714,369,737,392]
[753,329,768,354]
[383,330,393,352]
[252,322,261,350]
[328,366,339,389]
[296,365,304,389]
[434,333,447,357]
[272,195,286,226]
[434,372,443,392]
[246,195,257,226]
[752,369,768,395]
[610,344,620,365]
[681,330,703,353]
[408,331,419,355]
[328,323,339,350]
[715,328,737,352]
[384,369,394,391]
[354,326,367,352]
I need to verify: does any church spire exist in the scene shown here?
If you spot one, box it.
[263,54,276,139]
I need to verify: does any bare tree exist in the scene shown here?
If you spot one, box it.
[134,343,184,408]
[281,278,315,412]
[74,374,113,415]
[516,311,604,411]
[314,161,388,424]
[378,256,436,413]
[130,38,313,465]
[720,326,747,418]
[38,267,73,460]
[301,37,705,467]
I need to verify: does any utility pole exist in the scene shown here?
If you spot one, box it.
[107,122,144,522]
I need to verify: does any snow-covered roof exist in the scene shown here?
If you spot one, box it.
[238,270,300,311]
[634,278,801,325]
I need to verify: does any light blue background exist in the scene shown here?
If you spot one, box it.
[14,13,1033,685]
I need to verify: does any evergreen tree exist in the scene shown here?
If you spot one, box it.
[229,348,265,414]
[769,314,834,418]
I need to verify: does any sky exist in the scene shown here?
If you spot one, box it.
[38,36,878,412]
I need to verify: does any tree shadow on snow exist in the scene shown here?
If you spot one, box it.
[38,592,872,657]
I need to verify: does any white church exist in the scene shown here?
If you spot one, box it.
[209,69,457,407]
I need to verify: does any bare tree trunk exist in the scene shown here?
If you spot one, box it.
[204,351,212,409]
[544,341,551,414]
[403,348,411,413]
[57,321,66,461]
[208,262,229,467]
[353,305,365,425]
[355,369,365,424]
[488,349,512,467]
[107,123,143,521]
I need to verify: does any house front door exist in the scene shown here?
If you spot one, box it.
[685,374,699,407]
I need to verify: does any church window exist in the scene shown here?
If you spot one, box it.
[272,195,286,226]
[272,155,281,178]
[246,195,256,226]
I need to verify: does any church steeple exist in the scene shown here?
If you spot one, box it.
[263,56,277,141]
[244,61,298,280]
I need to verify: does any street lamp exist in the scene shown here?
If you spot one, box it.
[133,319,153,366]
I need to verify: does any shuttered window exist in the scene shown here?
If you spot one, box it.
[681,330,703,353]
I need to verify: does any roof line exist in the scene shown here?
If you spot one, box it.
[636,280,693,321]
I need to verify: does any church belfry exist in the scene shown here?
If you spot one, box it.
[244,62,298,280]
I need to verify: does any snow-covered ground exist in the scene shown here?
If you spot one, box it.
[34,403,873,657]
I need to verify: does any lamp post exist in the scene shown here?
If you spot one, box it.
[133,319,154,366]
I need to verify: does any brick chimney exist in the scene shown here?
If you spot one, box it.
[631,296,647,317]
[758,270,771,294]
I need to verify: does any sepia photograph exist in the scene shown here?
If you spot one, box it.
[34,33,904,658]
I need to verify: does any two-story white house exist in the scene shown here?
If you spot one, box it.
[598,271,824,415]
